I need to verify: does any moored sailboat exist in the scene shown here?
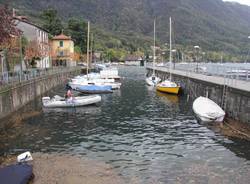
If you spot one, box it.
[146,19,161,86]
[156,17,180,95]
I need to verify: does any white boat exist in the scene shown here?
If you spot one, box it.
[146,19,161,86]
[226,69,250,78]
[68,78,121,90]
[192,96,225,123]
[146,76,161,86]
[100,68,121,80]
[42,95,101,108]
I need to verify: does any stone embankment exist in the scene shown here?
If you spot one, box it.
[0,67,80,120]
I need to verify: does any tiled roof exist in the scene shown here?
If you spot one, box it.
[52,34,72,40]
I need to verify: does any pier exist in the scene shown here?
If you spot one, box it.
[147,66,250,124]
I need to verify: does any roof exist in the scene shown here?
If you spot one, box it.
[14,17,49,33]
[52,34,72,40]
[125,55,143,61]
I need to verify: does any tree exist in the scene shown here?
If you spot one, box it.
[67,18,87,53]
[0,5,20,49]
[25,40,42,67]
[41,8,63,36]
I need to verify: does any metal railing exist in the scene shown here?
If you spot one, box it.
[149,62,250,81]
[0,67,79,87]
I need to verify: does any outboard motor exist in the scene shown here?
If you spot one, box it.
[65,83,72,90]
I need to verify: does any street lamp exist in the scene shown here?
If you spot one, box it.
[171,49,177,69]
[246,36,250,63]
[202,52,206,63]
[194,45,200,72]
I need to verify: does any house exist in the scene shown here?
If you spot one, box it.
[14,16,50,68]
[124,55,143,66]
[50,33,75,67]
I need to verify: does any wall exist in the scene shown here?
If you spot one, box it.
[147,68,250,124]
[0,69,80,119]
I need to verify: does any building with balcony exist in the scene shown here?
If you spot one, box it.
[50,34,75,67]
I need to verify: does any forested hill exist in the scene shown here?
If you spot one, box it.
[2,0,250,55]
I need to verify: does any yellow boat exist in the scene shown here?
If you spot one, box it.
[156,80,180,95]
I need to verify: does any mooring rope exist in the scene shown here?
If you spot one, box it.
[223,121,250,140]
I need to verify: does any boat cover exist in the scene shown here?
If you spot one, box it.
[0,164,33,184]
[77,85,112,92]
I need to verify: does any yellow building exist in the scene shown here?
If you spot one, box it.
[50,33,75,66]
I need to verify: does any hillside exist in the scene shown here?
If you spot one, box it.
[2,0,250,57]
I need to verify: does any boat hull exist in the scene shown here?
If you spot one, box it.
[192,97,225,123]
[42,95,101,108]
[76,85,113,94]
[156,86,180,94]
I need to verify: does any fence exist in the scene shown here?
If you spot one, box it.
[0,67,79,87]
[150,62,250,81]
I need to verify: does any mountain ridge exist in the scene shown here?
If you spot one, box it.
[2,0,250,56]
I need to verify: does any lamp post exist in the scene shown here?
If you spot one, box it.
[246,36,250,63]
[194,45,200,72]
[202,52,206,63]
[172,49,176,69]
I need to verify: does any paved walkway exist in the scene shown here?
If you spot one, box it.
[147,66,250,92]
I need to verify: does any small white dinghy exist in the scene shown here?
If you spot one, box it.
[192,96,225,123]
[42,95,101,108]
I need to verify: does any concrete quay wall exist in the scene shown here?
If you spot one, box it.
[0,69,80,119]
[147,67,250,124]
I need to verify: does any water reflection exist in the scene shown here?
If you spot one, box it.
[156,91,179,104]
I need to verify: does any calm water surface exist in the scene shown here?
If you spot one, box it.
[1,66,250,183]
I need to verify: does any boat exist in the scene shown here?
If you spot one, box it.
[226,69,250,79]
[192,96,225,123]
[157,80,180,94]
[146,76,161,86]
[42,95,101,108]
[100,68,121,80]
[76,85,113,94]
[68,78,121,90]
[146,19,161,86]
[156,17,180,95]
[0,164,33,184]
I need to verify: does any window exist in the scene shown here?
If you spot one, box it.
[59,41,63,47]
[59,51,64,56]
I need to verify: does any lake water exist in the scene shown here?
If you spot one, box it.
[1,66,250,183]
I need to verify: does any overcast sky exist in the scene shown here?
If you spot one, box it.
[223,0,250,6]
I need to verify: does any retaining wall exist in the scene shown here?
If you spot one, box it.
[0,69,80,119]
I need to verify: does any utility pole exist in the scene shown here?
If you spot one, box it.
[90,33,93,65]
[86,21,90,76]
[19,35,23,81]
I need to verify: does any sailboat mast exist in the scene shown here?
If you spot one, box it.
[87,21,90,77]
[153,19,156,76]
[169,17,172,82]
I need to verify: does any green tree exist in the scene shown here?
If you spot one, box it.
[67,18,87,53]
[41,8,63,36]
